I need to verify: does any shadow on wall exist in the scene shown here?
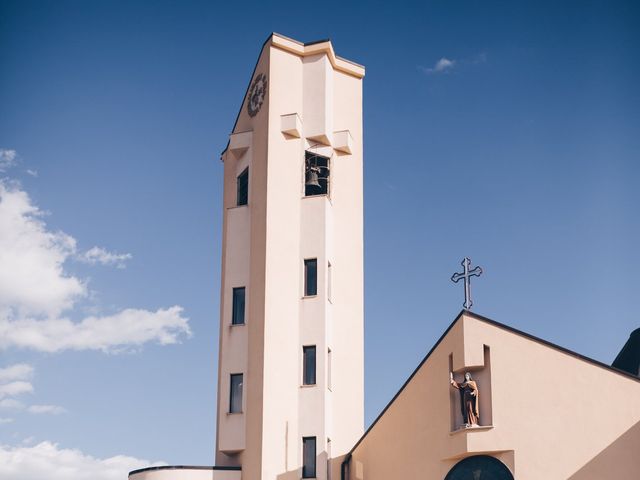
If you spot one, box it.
[276,451,341,480]
[568,420,640,478]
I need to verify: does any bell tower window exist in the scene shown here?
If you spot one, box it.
[304,151,330,196]
[237,168,249,206]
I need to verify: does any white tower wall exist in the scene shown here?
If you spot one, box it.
[216,34,365,480]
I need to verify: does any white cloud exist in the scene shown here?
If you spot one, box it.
[0,417,13,424]
[0,181,85,318]
[78,246,132,269]
[422,57,456,74]
[0,306,190,353]
[0,381,33,399]
[25,169,38,177]
[0,364,33,382]
[27,405,66,415]
[0,150,17,172]
[0,441,166,480]
[0,399,24,409]
[0,169,191,354]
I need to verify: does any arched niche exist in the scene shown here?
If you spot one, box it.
[444,455,514,480]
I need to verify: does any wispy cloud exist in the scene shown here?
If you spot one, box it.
[0,364,33,382]
[419,52,488,76]
[0,306,190,353]
[0,441,166,480]
[0,150,17,172]
[26,169,38,177]
[78,246,132,269]
[0,152,191,353]
[0,398,24,409]
[27,405,66,415]
[0,381,33,399]
[0,417,13,424]
[420,57,456,74]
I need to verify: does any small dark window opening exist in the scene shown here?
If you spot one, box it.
[303,346,316,385]
[232,287,245,325]
[237,168,249,206]
[229,373,243,413]
[302,437,317,478]
[305,151,330,197]
[304,259,317,296]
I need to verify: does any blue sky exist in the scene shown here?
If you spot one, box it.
[0,0,638,478]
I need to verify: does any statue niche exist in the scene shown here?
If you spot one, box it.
[450,371,479,428]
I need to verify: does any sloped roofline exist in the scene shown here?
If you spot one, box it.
[219,32,364,158]
[343,309,640,465]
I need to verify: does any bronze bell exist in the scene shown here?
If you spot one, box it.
[305,168,321,190]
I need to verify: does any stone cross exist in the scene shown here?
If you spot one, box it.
[451,257,483,310]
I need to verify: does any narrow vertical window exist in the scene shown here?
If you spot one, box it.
[232,287,245,325]
[237,168,249,206]
[327,261,332,302]
[327,348,332,391]
[304,259,317,296]
[229,373,243,413]
[303,346,316,385]
[302,437,316,478]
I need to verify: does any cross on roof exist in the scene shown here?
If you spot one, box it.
[451,257,483,310]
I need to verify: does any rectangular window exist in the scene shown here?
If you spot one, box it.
[327,262,332,302]
[304,259,317,296]
[232,287,245,325]
[327,348,332,391]
[304,151,330,197]
[302,437,316,478]
[229,373,243,413]
[303,346,316,385]
[237,168,249,206]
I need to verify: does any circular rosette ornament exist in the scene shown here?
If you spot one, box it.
[247,73,267,117]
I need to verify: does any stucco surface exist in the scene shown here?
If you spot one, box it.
[348,313,640,480]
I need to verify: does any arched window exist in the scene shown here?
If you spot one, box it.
[445,455,513,480]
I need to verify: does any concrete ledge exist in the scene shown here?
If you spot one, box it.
[129,465,241,480]
[449,425,494,436]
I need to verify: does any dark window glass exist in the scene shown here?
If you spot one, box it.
[304,151,330,197]
[303,346,316,385]
[229,373,243,413]
[304,259,317,296]
[237,168,249,206]
[445,455,514,480]
[302,437,316,478]
[232,287,245,325]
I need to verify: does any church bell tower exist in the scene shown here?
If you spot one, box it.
[215,34,365,480]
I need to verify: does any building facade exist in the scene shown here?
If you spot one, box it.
[129,34,640,480]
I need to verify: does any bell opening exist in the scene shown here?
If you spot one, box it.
[305,151,330,197]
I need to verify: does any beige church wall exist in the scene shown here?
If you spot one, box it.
[129,467,241,480]
[464,314,640,479]
[348,313,640,480]
[326,64,364,475]
[216,39,272,477]
[347,318,465,480]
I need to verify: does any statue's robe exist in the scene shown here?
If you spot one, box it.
[452,379,479,426]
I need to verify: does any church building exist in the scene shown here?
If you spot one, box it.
[129,33,640,480]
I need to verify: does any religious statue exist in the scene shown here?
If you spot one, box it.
[450,371,479,428]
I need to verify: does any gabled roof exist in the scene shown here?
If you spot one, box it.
[344,310,640,462]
